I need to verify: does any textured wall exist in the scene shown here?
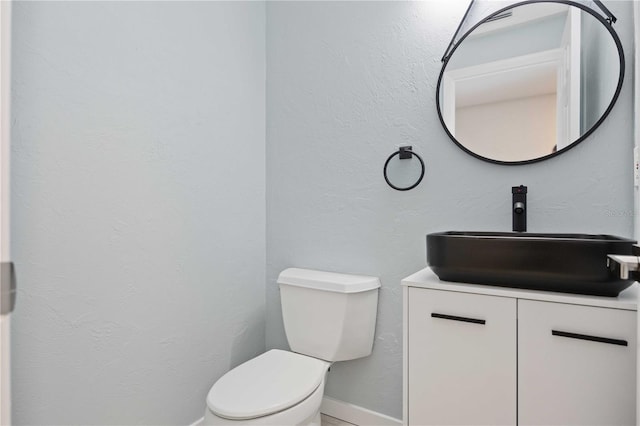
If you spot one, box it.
[266,1,634,419]
[11,2,265,424]
[448,11,565,70]
[582,10,621,131]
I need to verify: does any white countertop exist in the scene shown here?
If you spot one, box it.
[402,267,638,311]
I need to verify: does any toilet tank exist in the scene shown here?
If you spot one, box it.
[277,268,380,362]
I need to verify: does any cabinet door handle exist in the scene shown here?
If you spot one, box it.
[431,313,486,325]
[551,330,628,347]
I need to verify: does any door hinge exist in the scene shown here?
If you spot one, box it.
[1,262,16,315]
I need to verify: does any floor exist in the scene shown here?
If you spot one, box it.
[321,414,357,426]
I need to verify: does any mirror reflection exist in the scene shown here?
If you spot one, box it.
[437,2,623,163]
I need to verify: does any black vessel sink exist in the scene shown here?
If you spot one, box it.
[427,231,637,297]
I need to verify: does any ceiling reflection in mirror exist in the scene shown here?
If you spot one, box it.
[437,1,624,164]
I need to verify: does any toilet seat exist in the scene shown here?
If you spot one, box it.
[207,349,330,420]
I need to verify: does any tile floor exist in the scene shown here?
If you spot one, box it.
[321,414,357,426]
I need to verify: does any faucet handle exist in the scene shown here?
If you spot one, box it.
[512,185,527,232]
[512,185,528,194]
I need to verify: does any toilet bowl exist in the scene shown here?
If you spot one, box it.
[205,350,330,425]
[204,268,380,425]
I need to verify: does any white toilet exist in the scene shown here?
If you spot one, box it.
[204,268,381,425]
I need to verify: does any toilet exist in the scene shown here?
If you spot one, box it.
[204,268,381,425]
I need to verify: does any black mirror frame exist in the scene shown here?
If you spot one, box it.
[436,0,625,166]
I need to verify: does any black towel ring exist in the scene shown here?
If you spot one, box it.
[383,146,425,191]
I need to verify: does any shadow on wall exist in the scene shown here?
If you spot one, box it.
[228,309,266,371]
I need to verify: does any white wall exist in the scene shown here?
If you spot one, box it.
[447,11,565,70]
[634,0,640,242]
[266,1,634,419]
[456,94,557,161]
[11,2,265,424]
[633,2,640,420]
[581,8,622,133]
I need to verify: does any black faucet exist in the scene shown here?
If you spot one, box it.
[512,185,527,232]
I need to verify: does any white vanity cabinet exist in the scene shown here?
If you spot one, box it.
[518,299,636,425]
[402,268,638,426]
[407,288,517,425]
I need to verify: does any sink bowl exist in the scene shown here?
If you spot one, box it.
[427,231,637,297]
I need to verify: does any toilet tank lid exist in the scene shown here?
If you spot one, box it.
[277,268,381,293]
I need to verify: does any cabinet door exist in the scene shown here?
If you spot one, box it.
[408,288,516,425]
[518,299,637,426]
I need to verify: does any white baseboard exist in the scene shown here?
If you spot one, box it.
[190,398,401,426]
[188,416,204,426]
[321,396,402,426]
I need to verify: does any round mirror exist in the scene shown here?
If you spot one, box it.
[436,1,625,165]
